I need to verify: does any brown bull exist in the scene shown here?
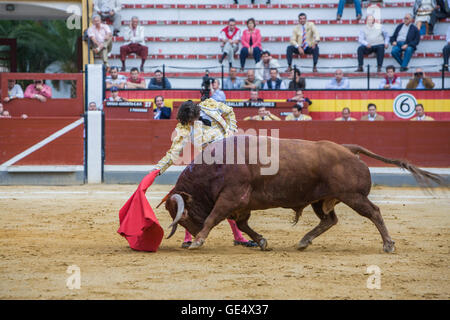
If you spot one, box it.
[161,136,444,253]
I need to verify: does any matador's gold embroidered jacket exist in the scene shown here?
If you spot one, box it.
[155,98,237,174]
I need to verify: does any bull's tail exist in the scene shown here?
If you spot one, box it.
[342,144,447,188]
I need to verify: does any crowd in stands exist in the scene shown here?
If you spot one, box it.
[86,1,449,91]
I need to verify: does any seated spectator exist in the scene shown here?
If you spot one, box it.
[335,107,357,121]
[242,69,262,90]
[325,69,350,89]
[94,0,122,36]
[106,66,126,89]
[3,79,24,103]
[442,25,450,71]
[0,110,11,118]
[107,86,128,102]
[263,68,286,90]
[286,12,320,73]
[88,102,99,111]
[356,15,390,72]
[219,18,241,68]
[120,16,148,72]
[406,68,435,89]
[378,65,402,89]
[287,90,313,112]
[288,68,306,90]
[239,18,262,71]
[210,79,226,103]
[337,0,362,21]
[360,103,385,121]
[126,67,146,89]
[244,107,281,120]
[223,67,244,89]
[413,0,436,35]
[247,89,264,103]
[148,70,172,90]
[285,105,312,121]
[390,14,420,71]
[429,0,450,35]
[255,50,281,87]
[87,14,113,68]
[410,103,434,120]
[153,95,172,119]
[24,80,52,102]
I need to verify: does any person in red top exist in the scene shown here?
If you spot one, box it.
[24,80,52,102]
[126,67,146,89]
[219,18,241,68]
[239,18,262,71]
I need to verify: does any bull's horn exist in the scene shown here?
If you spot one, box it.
[166,194,184,239]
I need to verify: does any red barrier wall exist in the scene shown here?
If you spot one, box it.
[104,120,450,167]
[0,118,84,165]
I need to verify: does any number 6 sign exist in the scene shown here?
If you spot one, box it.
[393,93,417,119]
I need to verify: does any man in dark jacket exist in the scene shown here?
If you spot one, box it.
[390,13,421,71]
[429,0,450,35]
[153,95,172,119]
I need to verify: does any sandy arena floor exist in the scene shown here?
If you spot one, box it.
[0,184,448,300]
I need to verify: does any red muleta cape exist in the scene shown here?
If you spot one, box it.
[117,170,164,252]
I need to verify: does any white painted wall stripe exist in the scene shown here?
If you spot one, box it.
[0,118,84,171]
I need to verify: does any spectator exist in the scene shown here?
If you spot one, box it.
[255,50,281,86]
[106,66,127,89]
[107,86,128,101]
[337,0,362,21]
[287,90,313,112]
[153,95,172,120]
[219,18,242,68]
[325,69,350,89]
[288,68,306,90]
[88,102,99,111]
[126,67,146,89]
[406,68,435,89]
[148,70,172,90]
[360,103,385,121]
[239,18,262,71]
[244,107,281,120]
[378,65,402,89]
[242,69,262,90]
[3,79,24,103]
[410,103,434,120]
[0,110,11,118]
[210,79,226,103]
[120,16,148,72]
[390,14,420,71]
[262,68,286,90]
[442,25,450,71]
[356,15,390,72]
[413,0,436,35]
[247,89,264,102]
[285,105,312,121]
[93,0,121,36]
[429,0,450,35]
[223,67,244,89]
[87,14,113,68]
[286,12,320,73]
[24,80,52,102]
[335,107,357,121]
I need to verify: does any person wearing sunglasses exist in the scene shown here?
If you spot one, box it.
[406,68,435,89]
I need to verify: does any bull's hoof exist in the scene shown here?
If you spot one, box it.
[188,239,204,250]
[258,238,271,251]
[296,239,312,251]
[383,241,395,253]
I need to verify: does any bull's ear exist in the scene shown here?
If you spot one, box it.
[178,191,193,208]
